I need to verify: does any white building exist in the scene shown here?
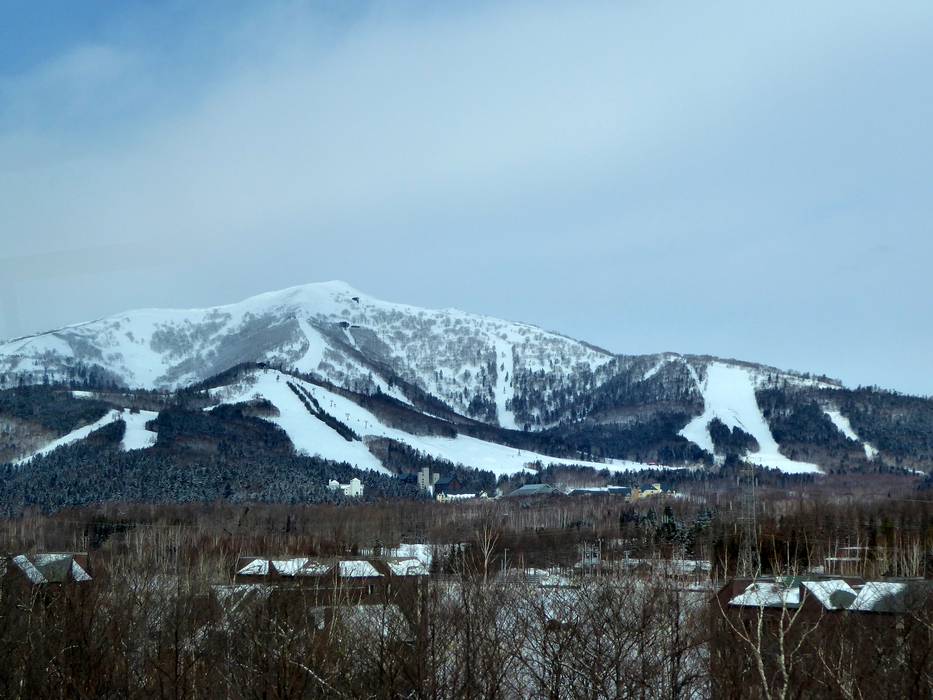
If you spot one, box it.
[417,467,440,495]
[328,477,364,497]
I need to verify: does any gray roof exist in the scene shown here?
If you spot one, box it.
[508,483,559,497]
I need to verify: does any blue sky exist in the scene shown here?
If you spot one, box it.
[1,1,932,394]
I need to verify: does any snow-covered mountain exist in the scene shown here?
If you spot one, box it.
[2,281,930,483]
[0,281,613,428]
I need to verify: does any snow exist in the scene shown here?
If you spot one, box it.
[681,358,701,387]
[386,558,429,576]
[270,558,310,576]
[71,560,93,582]
[33,553,70,566]
[14,409,122,465]
[525,568,573,588]
[824,408,878,460]
[642,360,667,381]
[212,583,271,611]
[237,559,269,576]
[1,280,616,429]
[338,560,381,578]
[12,555,46,584]
[493,336,519,430]
[216,369,673,477]
[801,579,857,610]
[238,557,330,577]
[386,544,434,568]
[824,408,859,441]
[14,407,160,464]
[679,362,821,474]
[642,355,679,381]
[729,581,801,608]
[212,371,391,475]
[849,582,908,612]
[120,410,158,451]
[294,316,326,373]
[337,603,409,639]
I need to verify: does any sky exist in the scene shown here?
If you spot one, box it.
[1,0,931,396]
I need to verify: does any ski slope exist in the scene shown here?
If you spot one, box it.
[213,369,671,477]
[493,335,519,430]
[121,410,159,451]
[209,371,391,474]
[14,408,159,465]
[679,362,821,474]
[824,408,878,460]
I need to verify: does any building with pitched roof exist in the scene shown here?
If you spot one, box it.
[711,575,933,696]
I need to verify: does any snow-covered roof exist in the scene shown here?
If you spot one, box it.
[385,558,429,576]
[383,544,434,568]
[237,557,331,577]
[71,559,93,582]
[9,553,92,584]
[801,579,857,610]
[728,577,928,613]
[338,560,382,578]
[270,558,311,576]
[236,558,269,576]
[12,555,46,584]
[729,581,801,609]
[850,582,909,613]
